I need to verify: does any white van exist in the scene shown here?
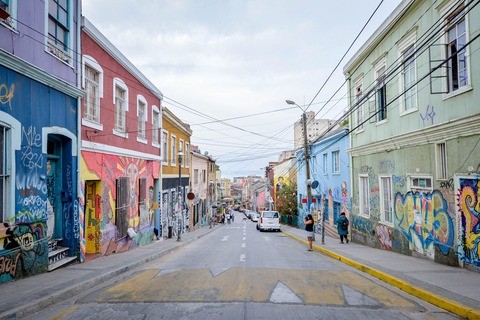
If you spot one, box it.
[257,211,281,232]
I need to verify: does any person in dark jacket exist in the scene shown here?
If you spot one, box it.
[336,212,349,244]
[304,214,314,251]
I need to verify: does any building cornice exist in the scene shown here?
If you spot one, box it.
[347,114,480,157]
[82,140,162,161]
[0,48,84,98]
[162,107,193,136]
[82,17,163,101]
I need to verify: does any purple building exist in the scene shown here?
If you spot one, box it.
[0,0,84,283]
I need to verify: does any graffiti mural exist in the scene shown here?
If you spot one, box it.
[394,191,454,259]
[458,179,480,267]
[0,83,15,109]
[0,223,48,283]
[376,225,392,250]
[81,152,155,256]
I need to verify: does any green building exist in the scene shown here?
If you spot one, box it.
[343,0,480,269]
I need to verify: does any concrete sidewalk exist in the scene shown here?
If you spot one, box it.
[281,224,480,320]
[0,224,223,319]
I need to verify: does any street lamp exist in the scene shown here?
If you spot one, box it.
[177,151,184,241]
[286,100,316,241]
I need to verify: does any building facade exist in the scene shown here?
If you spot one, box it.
[344,0,480,269]
[0,0,84,282]
[80,18,163,260]
[190,147,209,229]
[161,107,191,238]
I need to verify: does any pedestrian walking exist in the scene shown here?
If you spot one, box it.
[226,212,231,224]
[304,214,314,251]
[232,213,235,222]
[336,212,349,244]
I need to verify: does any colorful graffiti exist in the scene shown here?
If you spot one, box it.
[341,182,349,215]
[458,179,480,267]
[376,225,392,250]
[0,223,48,283]
[395,191,454,258]
[0,83,15,109]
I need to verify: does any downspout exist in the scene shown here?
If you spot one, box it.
[76,0,83,262]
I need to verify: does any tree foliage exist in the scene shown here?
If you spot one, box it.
[276,182,298,216]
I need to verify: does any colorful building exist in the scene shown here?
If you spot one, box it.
[344,0,480,269]
[80,18,163,260]
[0,0,84,282]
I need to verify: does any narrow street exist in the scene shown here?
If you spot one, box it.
[22,214,460,320]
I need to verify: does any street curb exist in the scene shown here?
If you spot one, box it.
[0,226,222,320]
[282,230,480,320]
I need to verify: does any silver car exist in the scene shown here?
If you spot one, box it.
[251,212,259,222]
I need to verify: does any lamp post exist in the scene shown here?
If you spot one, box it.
[286,100,314,240]
[177,151,184,241]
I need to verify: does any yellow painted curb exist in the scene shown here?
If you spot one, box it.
[282,230,480,320]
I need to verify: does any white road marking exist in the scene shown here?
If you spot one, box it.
[341,284,381,306]
[264,236,271,242]
[242,237,246,240]
[270,282,302,304]
[240,254,246,262]
[241,243,246,248]
[220,236,230,242]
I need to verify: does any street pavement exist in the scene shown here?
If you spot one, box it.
[0,219,479,319]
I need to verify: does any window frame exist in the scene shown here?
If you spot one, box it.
[179,139,184,168]
[112,78,129,138]
[0,125,8,222]
[151,105,160,147]
[397,28,418,115]
[194,169,198,185]
[355,78,364,132]
[171,134,177,167]
[0,0,18,30]
[435,142,448,180]
[332,150,340,174]
[82,55,104,130]
[408,174,433,193]
[47,0,70,51]
[372,55,388,125]
[185,142,190,168]
[359,174,370,218]
[323,153,328,175]
[136,94,147,143]
[162,130,168,165]
[379,175,393,226]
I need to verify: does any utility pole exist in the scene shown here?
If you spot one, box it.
[301,112,314,240]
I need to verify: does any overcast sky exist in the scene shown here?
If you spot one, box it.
[83,0,402,179]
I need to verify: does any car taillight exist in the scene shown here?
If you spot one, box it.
[279,217,281,224]
[261,217,263,223]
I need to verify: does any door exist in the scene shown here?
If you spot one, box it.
[458,178,480,267]
[47,158,62,240]
[85,181,101,253]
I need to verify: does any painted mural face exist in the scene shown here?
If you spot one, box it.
[458,179,480,267]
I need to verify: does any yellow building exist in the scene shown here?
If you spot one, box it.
[160,107,192,238]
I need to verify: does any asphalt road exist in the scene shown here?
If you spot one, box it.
[23,214,461,320]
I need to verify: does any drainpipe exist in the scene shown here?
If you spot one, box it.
[76,0,83,261]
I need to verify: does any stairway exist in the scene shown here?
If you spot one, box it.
[48,238,77,271]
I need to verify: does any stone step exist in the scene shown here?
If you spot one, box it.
[47,256,77,272]
[49,246,69,260]
[48,238,63,252]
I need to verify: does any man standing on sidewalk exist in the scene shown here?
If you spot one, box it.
[336,212,349,244]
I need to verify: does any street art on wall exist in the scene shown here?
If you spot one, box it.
[394,191,454,259]
[458,179,480,267]
[81,152,155,256]
[0,222,48,283]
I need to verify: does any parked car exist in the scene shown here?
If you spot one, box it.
[251,212,259,222]
[257,211,281,232]
[244,210,251,219]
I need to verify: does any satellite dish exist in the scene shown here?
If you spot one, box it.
[311,180,319,189]
[204,151,209,156]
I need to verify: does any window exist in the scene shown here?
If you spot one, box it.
[202,169,206,183]
[137,99,146,139]
[48,0,69,51]
[409,176,433,193]
[380,177,393,224]
[359,175,370,217]
[356,84,364,130]
[115,177,129,239]
[312,155,317,174]
[323,198,329,222]
[84,66,100,122]
[447,14,468,92]
[185,142,190,167]
[179,139,184,167]
[333,201,341,226]
[138,178,146,223]
[376,66,387,121]
[171,135,176,166]
[323,153,328,175]
[1,0,17,29]
[436,142,447,180]
[162,131,168,163]
[0,126,8,221]
[402,45,416,111]
[332,150,340,173]
[152,106,160,146]
[114,85,126,132]
[194,169,198,185]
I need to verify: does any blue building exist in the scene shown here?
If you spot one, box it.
[0,0,84,283]
[297,127,351,238]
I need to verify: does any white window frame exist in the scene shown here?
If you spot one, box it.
[194,169,199,185]
[1,0,18,31]
[112,78,129,138]
[407,174,433,194]
[438,0,472,100]
[359,174,370,218]
[151,105,160,148]
[312,155,317,174]
[179,139,184,168]
[397,28,418,116]
[185,142,190,168]
[162,130,168,165]
[379,175,393,226]
[82,55,104,130]
[332,150,340,174]
[171,134,177,167]
[323,153,328,175]
[435,142,448,180]
[372,54,388,125]
[354,76,364,133]
[136,95,147,143]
